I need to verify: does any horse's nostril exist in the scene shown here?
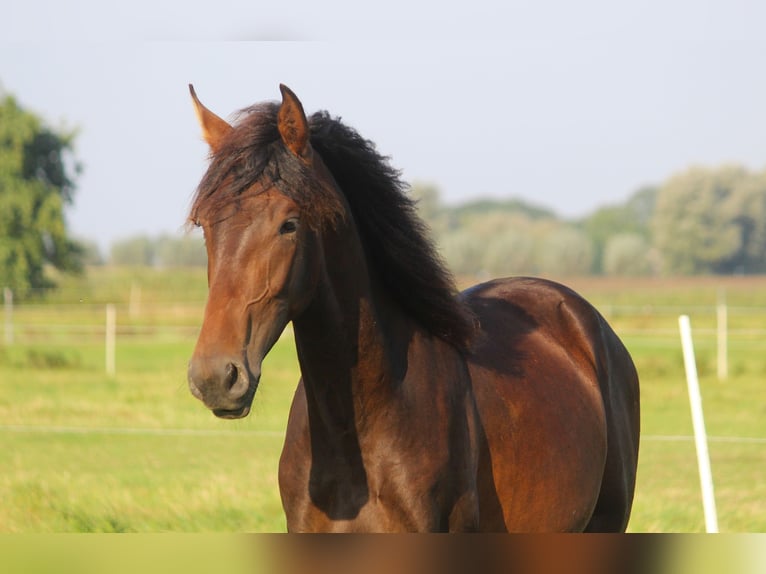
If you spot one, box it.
[224,362,238,390]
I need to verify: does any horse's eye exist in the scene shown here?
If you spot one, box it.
[279,218,299,235]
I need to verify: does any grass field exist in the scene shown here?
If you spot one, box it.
[1,268,764,532]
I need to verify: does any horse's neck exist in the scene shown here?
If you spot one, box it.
[292,234,411,438]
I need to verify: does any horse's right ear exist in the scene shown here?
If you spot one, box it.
[189,84,232,153]
[278,84,313,163]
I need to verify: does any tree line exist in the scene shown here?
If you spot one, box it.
[413,164,766,278]
[3,88,766,299]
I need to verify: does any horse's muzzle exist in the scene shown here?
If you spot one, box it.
[187,357,259,419]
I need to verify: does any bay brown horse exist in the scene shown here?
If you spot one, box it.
[186,84,640,532]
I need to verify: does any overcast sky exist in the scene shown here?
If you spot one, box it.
[3,0,766,250]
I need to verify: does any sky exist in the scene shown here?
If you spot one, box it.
[2,0,766,251]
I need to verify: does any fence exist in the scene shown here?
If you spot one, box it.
[5,289,766,375]
[0,291,309,376]
[1,294,205,375]
[2,302,203,342]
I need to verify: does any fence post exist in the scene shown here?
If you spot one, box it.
[717,290,727,382]
[3,287,12,345]
[129,282,141,319]
[679,315,719,533]
[106,304,116,376]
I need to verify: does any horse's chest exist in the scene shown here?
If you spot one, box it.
[282,440,471,532]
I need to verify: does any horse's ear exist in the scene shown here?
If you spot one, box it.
[278,84,312,162]
[189,84,232,153]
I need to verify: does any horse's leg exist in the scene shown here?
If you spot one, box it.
[583,448,633,532]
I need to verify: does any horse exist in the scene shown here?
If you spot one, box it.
[185,84,640,532]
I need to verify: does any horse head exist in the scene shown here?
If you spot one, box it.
[186,85,327,418]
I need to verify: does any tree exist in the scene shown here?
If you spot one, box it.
[439,228,487,276]
[725,171,766,273]
[449,197,558,222]
[155,234,207,267]
[410,181,443,223]
[0,91,83,297]
[483,225,537,276]
[652,166,750,275]
[109,235,156,266]
[537,226,594,277]
[603,233,653,276]
[580,186,656,274]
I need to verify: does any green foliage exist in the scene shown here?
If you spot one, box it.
[651,165,766,275]
[414,184,593,277]
[438,228,487,276]
[413,165,766,278]
[0,92,83,297]
[580,186,657,273]
[603,233,653,276]
[450,197,558,221]
[155,234,206,267]
[482,222,537,277]
[110,236,156,267]
[537,226,595,276]
[410,182,443,223]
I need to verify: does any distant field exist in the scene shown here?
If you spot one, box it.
[1,267,764,532]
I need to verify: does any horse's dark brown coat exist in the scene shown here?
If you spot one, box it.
[186,85,640,532]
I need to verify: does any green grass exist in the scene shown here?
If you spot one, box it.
[0,432,286,532]
[0,336,297,532]
[1,268,765,532]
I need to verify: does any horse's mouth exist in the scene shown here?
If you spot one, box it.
[210,379,257,419]
[212,404,252,419]
[187,361,260,420]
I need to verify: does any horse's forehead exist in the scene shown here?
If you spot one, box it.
[198,179,296,226]
[254,185,299,213]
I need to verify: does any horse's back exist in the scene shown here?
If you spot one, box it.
[461,277,639,532]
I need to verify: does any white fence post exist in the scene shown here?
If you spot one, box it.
[3,287,12,345]
[106,304,116,376]
[678,314,719,533]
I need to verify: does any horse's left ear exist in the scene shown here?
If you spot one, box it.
[189,84,232,153]
[278,84,312,162]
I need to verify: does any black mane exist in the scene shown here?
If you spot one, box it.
[191,103,476,350]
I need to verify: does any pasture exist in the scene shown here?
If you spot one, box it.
[1,268,764,532]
